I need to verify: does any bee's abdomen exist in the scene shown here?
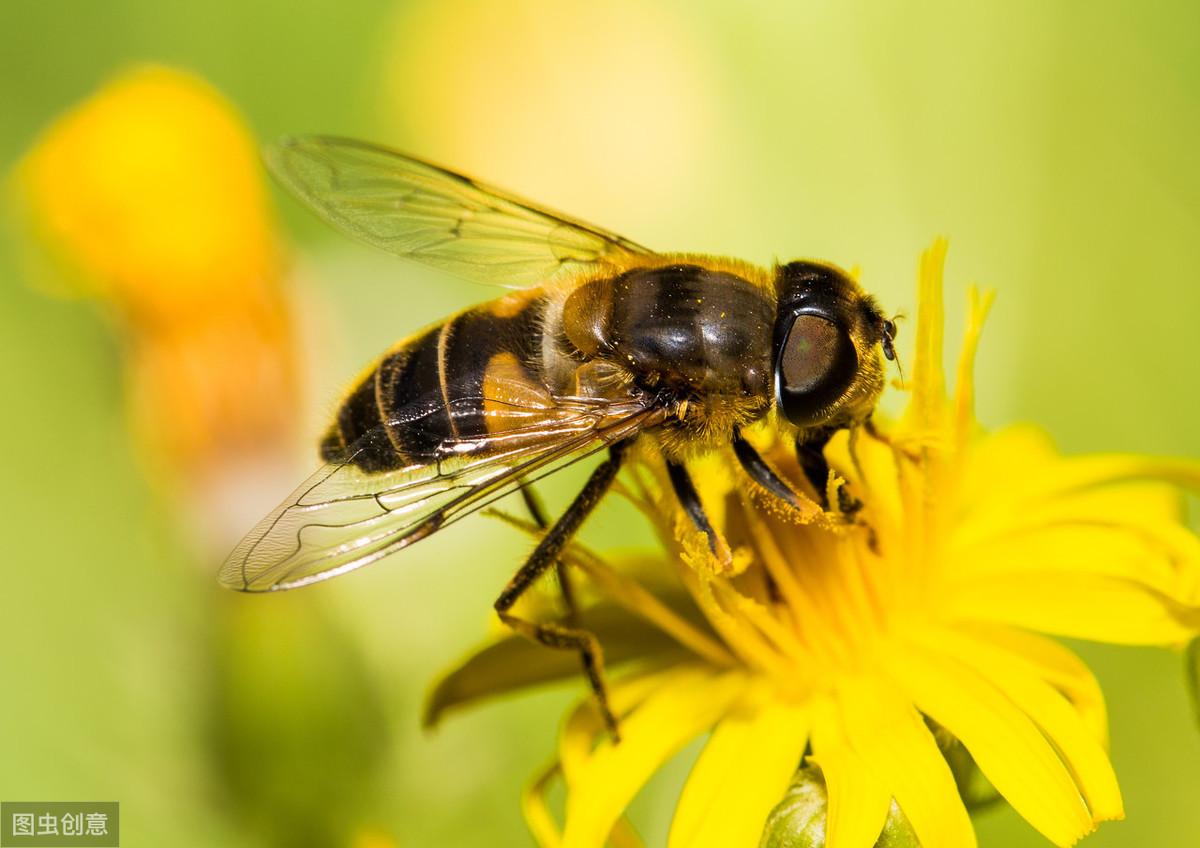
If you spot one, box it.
[322,296,545,472]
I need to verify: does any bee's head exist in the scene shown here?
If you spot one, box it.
[771,261,895,429]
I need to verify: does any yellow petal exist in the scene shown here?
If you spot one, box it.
[891,647,1093,846]
[559,667,682,787]
[881,715,977,848]
[914,628,1122,823]
[809,721,891,848]
[957,472,1186,540]
[561,668,745,848]
[971,454,1200,514]
[952,624,1109,744]
[821,754,891,848]
[948,524,1185,597]
[950,488,1200,603]
[569,556,738,668]
[959,425,1060,507]
[820,680,976,848]
[1040,480,1184,524]
[960,422,1056,486]
[668,693,808,848]
[905,238,949,432]
[523,762,564,848]
[946,571,1199,645]
[952,285,995,451]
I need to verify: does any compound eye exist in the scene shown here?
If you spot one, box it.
[776,313,858,426]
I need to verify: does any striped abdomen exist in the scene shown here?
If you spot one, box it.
[321,291,547,472]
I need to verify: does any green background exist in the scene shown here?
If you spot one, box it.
[0,1,1197,845]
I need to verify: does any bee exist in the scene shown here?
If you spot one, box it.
[221,136,898,736]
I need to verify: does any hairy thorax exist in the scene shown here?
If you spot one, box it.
[547,262,776,454]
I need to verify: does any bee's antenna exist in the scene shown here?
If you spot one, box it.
[883,314,905,386]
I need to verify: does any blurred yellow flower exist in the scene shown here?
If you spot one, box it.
[433,241,1200,848]
[17,64,279,317]
[11,69,393,847]
[13,65,296,485]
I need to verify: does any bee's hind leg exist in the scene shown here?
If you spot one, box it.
[495,442,627,741]
[520,482,585,628]
[519,482,578,623]
[494,610,616,737]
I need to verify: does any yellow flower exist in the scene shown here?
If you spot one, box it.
[12,65,296,486]
[11,68,394,845]
[16,65,280,320]
[430,240,1200,848]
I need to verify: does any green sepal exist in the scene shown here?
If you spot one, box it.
[930,721,1001,811]
[759,766,920,848]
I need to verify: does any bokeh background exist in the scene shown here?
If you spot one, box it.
[1,1,1198,845]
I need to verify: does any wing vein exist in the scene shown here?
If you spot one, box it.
[264,135,652,287]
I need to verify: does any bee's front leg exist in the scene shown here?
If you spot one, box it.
[795,426,862,517]
[665,460,734,568]
[731,430,816,519]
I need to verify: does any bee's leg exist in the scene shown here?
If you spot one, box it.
[495,443,627,740]
[666,461,733,566]
[732,430,809,512]
[795,427,862,516]
[518,482,550,529]
[519,483,577,623]
[497,443,625,613]
[494,611,616,737]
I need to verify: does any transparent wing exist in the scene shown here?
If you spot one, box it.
[265,135,652,287]
[219,393,659,592]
